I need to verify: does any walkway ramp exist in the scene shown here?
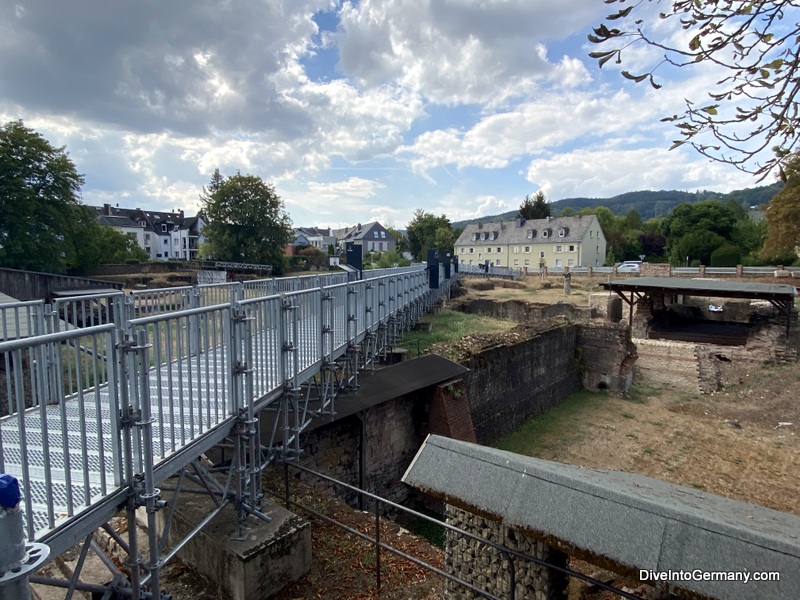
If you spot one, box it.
[403,435,800,600]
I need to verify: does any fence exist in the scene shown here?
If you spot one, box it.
[279,462,639,600]
[0,266,452,556]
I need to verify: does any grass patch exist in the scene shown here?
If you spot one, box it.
[493,390,607,457]
[405,517,445,548]
[627,383,660,404]
[621,411,635,419]
[398,308,515,357]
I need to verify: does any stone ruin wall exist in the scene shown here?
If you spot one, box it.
[292,320,637,504]
[443,505,568,600]
[631,296,792,393]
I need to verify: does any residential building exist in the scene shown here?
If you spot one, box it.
[333,222,396,254]
[92,204,205,261]
[454,215,607,268]
[292,227,338,253]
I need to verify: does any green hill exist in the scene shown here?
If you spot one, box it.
[450,183,782,229]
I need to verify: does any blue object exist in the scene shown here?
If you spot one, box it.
[0,474,21,509]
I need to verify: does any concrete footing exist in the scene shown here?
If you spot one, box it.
[158,497,311,600]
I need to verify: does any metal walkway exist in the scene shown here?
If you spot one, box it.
[0,266,453,598]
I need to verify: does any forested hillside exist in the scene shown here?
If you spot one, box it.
[451,183,782,229]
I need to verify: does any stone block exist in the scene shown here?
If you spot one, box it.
[157,496,311,600]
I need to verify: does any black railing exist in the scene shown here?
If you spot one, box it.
[279,462,640,600]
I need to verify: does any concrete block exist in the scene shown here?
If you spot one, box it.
[159,497,311,600]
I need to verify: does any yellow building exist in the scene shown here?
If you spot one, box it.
[454,215,607,268]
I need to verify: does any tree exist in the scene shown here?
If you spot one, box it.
[761,153,800,261]
[0,120,84,273]
[406,210,455,261]
[518,191,550,219]
[589,1,800,177]
[661,199,745,265]
[199,170,293,273]
[386,226,408,253]
[65,207,149,273]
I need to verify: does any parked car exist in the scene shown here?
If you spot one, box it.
[616,261,641,273]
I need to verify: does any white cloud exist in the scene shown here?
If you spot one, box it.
[526,147,757,200]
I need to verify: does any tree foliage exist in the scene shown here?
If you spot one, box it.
[518,191,551,219]
[406,210,457,261]
[661,199,753,264]
[199,170,293,273]
[590,1,800,177]
[761,152,800,260]
[0,120,84,273]
[0,120,147,274]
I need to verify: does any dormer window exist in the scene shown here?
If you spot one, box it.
[542,229,550,238]
[373,230,379,238]
[471,233,477,241]
[139,220,147,227]
[527,229,536,239]
[161,224,167,233]
[480,232,486,240]
[558,229,565,237]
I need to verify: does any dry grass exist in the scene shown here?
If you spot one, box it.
[495,373,800,515]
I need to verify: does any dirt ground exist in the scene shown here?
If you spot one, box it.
[45,274,800,599]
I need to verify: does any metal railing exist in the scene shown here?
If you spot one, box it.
[280,462,640,600]
[457,264,523,279]
[0,266,452,559]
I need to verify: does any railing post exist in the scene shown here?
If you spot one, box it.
[375,499,381,593]
[0,475,49,600]
[130,328,165,598]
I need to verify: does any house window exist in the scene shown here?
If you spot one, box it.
[555,259,562,267]
[144,233,150,242]
[596,246,599,252]
[524,246,530,253]
[163,239,168,245]
[540,251,545,258]
[524,259,530,266]
[469,260,473,265]
[161,224,167,233]
[568,259,575,267]
[514,259,519,266]
[496,247,501,253]
[513,246,519,254]
[496,259,501,266]
[589,231,593,238]
[373,230,378,237]
[469,248,474,254]
[460,248,465,254]
[381,231,386,238]
[487,247,492,253]
[569,245,575,252]
[556,245,562,252]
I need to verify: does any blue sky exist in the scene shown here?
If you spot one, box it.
[0,1,769,229]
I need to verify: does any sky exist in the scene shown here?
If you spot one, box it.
[0,1,771,229]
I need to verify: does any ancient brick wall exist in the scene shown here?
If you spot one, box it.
[634,339,701,394]
[297,394,427,507]
[461,325,583,444]
[577,322,637,394]
[457,298,593,324]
